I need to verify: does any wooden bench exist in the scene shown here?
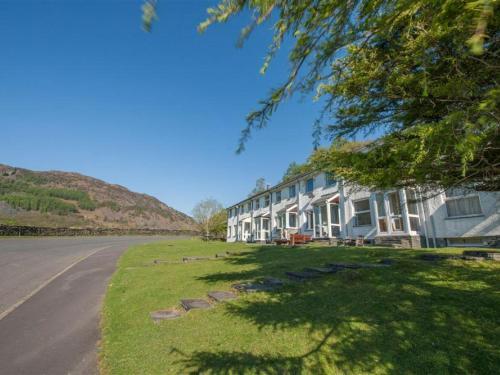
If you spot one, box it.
[290,233,312,245]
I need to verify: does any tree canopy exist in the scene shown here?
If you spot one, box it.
[281,161,308,182]
[144,0,499,191]
[200,0,499,191]
[192,198,225,237]
[248,177,267,196]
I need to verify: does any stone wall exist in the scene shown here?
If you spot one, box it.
[0,224,199,237]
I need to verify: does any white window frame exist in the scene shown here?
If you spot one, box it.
[288,185,296,198]
[444,190,482,218]
[288,212,298,228]
[353,198,372,227]
[306,211,313,230]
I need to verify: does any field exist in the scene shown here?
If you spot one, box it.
[100,239,500,374]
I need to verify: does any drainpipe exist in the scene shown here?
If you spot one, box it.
[269,192,273,242]
[339,180,347,238]
[297,182,301,233]
[250,201,254,243]
[236,205,240,242]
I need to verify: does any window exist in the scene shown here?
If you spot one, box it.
[405,189,420,232]
[288,212,297,227]
[306,178,314,193]
[233,225,237,237]
[288,185,296,198]
[353,199,372,226]
[239,206,243,215]
[277,212,286,228]
[255,198,260,210]
[330,204,340,224]
[246,202,251,213]
[388,192,403,231]
[228,226,232,237]
[306,211,313,230]
[375,193,387,232]
[275,191,281,203]
[326,173,336,187]
[445,190,482,217]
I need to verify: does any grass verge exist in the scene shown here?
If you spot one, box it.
[100,239,500,374]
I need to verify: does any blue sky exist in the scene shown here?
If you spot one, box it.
[0,0,326,215]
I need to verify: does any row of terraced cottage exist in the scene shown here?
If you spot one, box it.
[226,172,500,248]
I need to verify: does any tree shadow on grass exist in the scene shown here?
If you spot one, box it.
[177,245,500,374]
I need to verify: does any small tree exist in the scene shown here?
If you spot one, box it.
[208,209,228,238]
[192,198,224,237]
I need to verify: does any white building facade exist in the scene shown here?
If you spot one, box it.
[226,172,500,248]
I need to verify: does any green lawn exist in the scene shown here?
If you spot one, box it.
[100,239,500,374]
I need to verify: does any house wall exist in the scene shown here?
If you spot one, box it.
[226,173,500,247]
[425,191,500,244]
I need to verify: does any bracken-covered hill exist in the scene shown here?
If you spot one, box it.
[0,164,197,231]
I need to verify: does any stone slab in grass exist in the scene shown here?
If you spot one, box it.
[181,299,212,311]
[463,250,500,261]
[419,254,450,261]
[285,271,321,281]
[232,282,276,293]
[303,266,338,274]
[261,277,285,286]
[462,255,485,261]
[153,259,170,264]
[215,253,227,258]
[356,263,391,268]
[327,262,363,269]
[380,258,396,265]
[207,291,237,302]
[150,309,182,322]
[182,256,211,262]
[226,251,252,256]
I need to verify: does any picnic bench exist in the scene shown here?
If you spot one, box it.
[290,233,312,245]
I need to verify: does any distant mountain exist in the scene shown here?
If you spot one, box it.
[0,164,197,231]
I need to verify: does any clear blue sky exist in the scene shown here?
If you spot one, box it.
[0,0,326,215]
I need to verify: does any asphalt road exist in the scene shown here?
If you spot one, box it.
[0,236,173,375]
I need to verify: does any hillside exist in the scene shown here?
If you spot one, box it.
[0,164,197,231]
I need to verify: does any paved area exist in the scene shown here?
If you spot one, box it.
[0,236,173,375]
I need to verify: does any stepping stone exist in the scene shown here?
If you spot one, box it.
[226,251,252,256]
[463,250,500,261]
[207,291,237,302]
[285,271,321,281]
[380,258,396,265]
[261,277,285,286]
[182,256,211,262]
[356,263,390,268]
[150,309,182,322]
[215,253,227,258]
[303,266,338,274]
[181,299,211,311]
[232,282,275,293]
[419,254,448,261]
[327,262,362,269]
[153,259,170,264]
[461,255,484,261]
